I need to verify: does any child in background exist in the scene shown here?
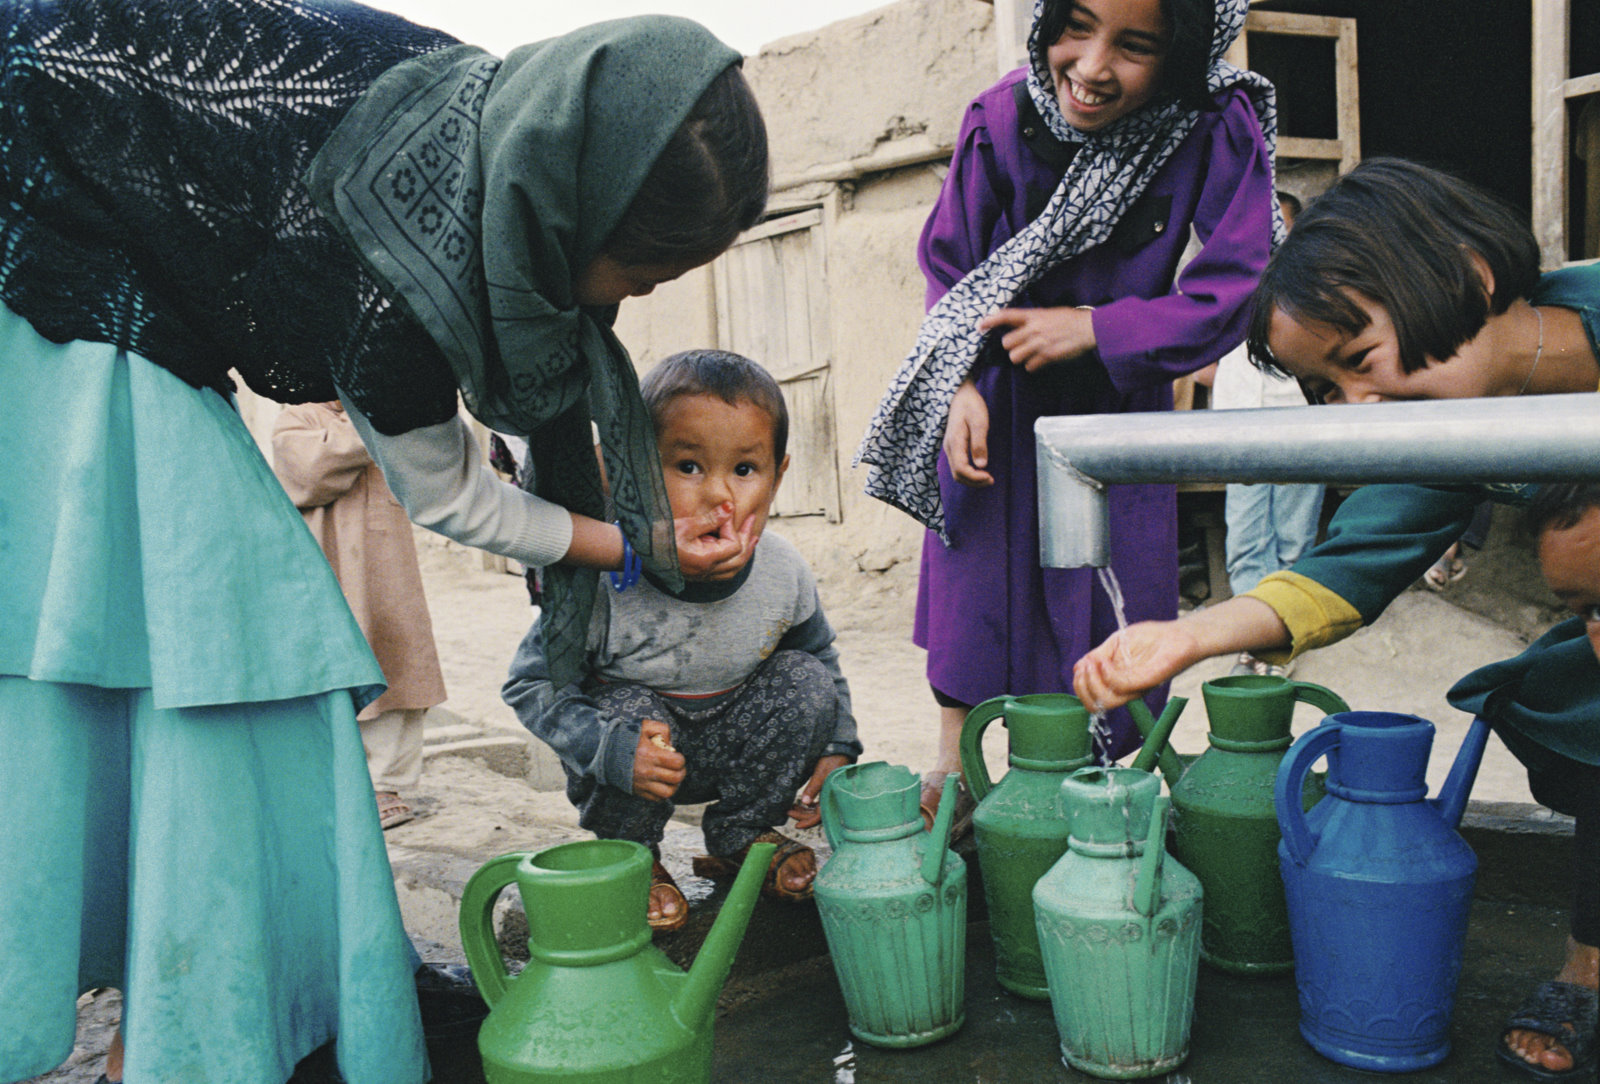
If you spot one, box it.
[504,350,861,933]
[1073,159,1600,1080]
[1208,190,1322,677]
[856,0,1280,821]
[1480,484,1600,1080]
[273,401,447,830]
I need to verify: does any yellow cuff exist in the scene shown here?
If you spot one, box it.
[1244,571,1364,664]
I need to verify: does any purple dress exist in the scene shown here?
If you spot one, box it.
[914,71,1274,756]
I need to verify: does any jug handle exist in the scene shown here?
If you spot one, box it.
[1274,724,1342,868]
[1290,681,1350,718]
[1134,795,1172,917]
[959,696,1011,802]
[922,773,959,885]
[458,852,526,1008]
[819,770,844,851]
[1128,698,1186,788]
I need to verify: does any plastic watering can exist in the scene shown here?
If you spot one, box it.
[1169,673,1348,975]
[960,693,1183,999]
[1033,767,1203,1079]
[458,837,773,1083]
[1274,711,1491,1072]
[815,762,967,1047]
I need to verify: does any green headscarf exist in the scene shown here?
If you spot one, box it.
[307,17,742,685]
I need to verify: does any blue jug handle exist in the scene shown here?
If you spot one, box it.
[819,769,844,851]
[1275,722,1343,867]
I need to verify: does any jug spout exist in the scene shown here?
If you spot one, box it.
[1130,697,1187,779]
[922,773,959,885]
[673,840,776,1031]
[1431,716,1491,829]
[1128,698,1187,787]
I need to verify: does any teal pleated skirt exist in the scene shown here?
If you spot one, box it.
[0,302,428,1084]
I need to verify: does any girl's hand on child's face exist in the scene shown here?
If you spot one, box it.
[788,755,851,829]
[978,306,1097,372]
[1072,621,1195,713]
[943,379,994,488]
[674,501,755,580]
[632,719,686,801]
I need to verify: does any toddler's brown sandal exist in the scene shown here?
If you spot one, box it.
[692,829,816,902]
[648,859,689,934]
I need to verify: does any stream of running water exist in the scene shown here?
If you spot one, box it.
[1088,565,1130,765]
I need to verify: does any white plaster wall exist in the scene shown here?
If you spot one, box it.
[745,0,995,182]
[619,0,1001,599]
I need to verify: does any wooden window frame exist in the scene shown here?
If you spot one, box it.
[1225,10,1360,176]
[1533,0,1600,268]
[711,207,842,522]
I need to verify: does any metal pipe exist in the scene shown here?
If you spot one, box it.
[1035,393,1600,568]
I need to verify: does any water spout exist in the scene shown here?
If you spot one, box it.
[1036,394,1600,569]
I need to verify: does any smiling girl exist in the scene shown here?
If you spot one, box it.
[1074,159,1600,1080]
[857,0,1281,822]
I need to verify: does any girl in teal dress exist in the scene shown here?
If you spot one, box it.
[0,2,768,1082]
[1073,159,1600,1081]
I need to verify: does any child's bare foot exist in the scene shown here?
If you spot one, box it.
[1500,938,1599,1075]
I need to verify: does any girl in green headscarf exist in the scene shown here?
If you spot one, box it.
[0,2,767,1082]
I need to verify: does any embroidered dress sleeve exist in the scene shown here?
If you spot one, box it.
[271,405,371,510]
[340,394,573,566]
[1244,483,1489,660]
[502,620,640,790]
[775,583,862,760]
[918,98,1009,310]
[1092,90,1275,392]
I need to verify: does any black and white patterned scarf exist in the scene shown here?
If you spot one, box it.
[855,0,1279,538]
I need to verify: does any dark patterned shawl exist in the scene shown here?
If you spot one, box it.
[0,0,743,686]
[0,0,462,432]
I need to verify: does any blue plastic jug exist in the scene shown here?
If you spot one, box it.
[1274,711,1490,1072]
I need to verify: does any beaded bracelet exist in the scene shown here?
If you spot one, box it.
[609,521,643,592]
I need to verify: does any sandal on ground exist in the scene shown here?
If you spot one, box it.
[375,790,414,830]
[648,859,689,934]
[1495,979,1600,1080]
[1230,652,1288,679]
[919,770,976,839]
[692,830,816,902]
[1424,554,1468,591]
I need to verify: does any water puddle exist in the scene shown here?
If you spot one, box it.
[832,1040,856,1082]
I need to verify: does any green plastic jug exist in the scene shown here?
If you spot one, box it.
[1168,674,1347,974]
[815,762,967,1047]
[1034,767,1203,1079]
[959,693,1094,999]
[960,693,1184,999]
[458,837,773,1083]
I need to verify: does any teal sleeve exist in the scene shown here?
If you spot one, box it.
[1449,617,1600,766]
[1290,484,1494,625]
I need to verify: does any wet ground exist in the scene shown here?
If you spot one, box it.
[711,904,1566,1084]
